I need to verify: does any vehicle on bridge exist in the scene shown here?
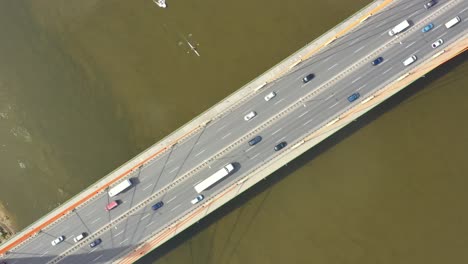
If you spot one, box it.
[424,0,436,9]
[191,194,204,204]
[73,233,86,243]
[244,111,257,121]
[422,23,434,33]
[445,16,461,29]
[431,39,444,48]
[108,179,133,197]
[403,55,417,66]
[194,163,235,193]
[152,201,164,211]
[274,141,287,151]
[347,92,360,102]
[105,200,120,211]
[51,235,64,246]
[388,20,410,36]
[89,238,102,248]
[302,73,315,83]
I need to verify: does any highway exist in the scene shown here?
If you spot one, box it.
[2,0,467,263]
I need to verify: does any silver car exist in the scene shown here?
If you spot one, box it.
[191,194,204,204]
[264,91,276,101]
[431,38,443,48]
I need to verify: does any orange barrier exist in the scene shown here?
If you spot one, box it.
[0,125,202,255]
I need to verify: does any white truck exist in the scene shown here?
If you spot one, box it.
[108,179,132,197]
[388,20,410,36]
[194,163,235,193]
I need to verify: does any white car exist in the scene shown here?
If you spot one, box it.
[191,194,204,205]
[243,111,257,121]
[51,235,65,246]
[264,91,277,101]
[431,39,443,48]
[73,233,86,243]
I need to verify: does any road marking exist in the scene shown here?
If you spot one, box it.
[141,214,150,220]
[90,217,101,225]
[271,128,282,136]
[142,184,153,191]
[119,238,129,245]
[274,98,285,105]
[216,124,227,132]
[195,149,206,157]
[323,55,333,62]
[40,251,49,256]
[380,31,387,36]
[408,10,418,18]
[329,102,339,109]
[250,153,260,160]
[327,63,338,71]
[166,196,177,203]
[325,94,335,100]
[303,119,314,126]
[374,21,386,29]
[170,204,181,212]
[245,146,254,152]
[460,6,468,13]
[114,230,124,237]
[85,209,96,217]
[353,45,366,54]
[434,24,442,30]
[93,255,103,261]
[382,67,393,75]
[437,31,448,39]
[146,221,155,228]
[298,111,309,119]
[413,49,421,54]
[278,136,286,142]
[357,84,367,91]
[169,166,179,174]
[221,132,231,139]
[405,41,416,49]
[90,248,97,253]
[351,76,361,83]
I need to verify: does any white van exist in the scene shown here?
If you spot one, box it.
[403,55,417,66]
[445,16,461,29]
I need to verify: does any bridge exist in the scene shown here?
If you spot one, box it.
[1,0,467,263]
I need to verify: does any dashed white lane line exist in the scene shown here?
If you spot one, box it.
[405,41,416,49]
[169,166,179,174]
[351,76,361,84]
[460,6,468,13]
[353,45,366,54]
[170,204,181,212]
[195,149,206,157]
[357,84,367,91]
[380,31,388,36]
[85,209,96,217]
[274,98,285,105]
[146,221,155,228]
[408,10,419,18]
[297,110,309,119]
[250,153,260,160]
[90,217,101,225]
[325,94,335,100]
[323,55,333,62]
[328,102,339,109]
[382,67,393,75]
[327,63,338,71]
[221,132,232,139]
[166,196,177,203]
[271,128,282,136]
[40,251,49,256]
[114,230,124,237]
[119,238,129,245]
[90,248,97,253]
[93,255,103,262]
[278,136,286,142]
[437,31,448,39]
[142,184,153,191]
[434,24,442,30]
[141,214,150,220]
[303,119,314,126]
[216,124,227,132]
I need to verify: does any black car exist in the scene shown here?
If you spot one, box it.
[371,57,383,66]
[248,135,262,146]
[302,73,315,83]
[89,238,102,248]
[274,141,287,151]
[152,201,164,211]
[424,0,436,9]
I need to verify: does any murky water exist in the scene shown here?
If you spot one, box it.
[0,0,467,263]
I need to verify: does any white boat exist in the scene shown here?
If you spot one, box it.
[153,0,167,8]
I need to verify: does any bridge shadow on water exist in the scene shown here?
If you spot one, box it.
[136,50,467,263]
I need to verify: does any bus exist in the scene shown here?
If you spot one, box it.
[108,179,132,197]
[194,163,235,193]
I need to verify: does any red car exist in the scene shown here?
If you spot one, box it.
[105,200,119,211]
